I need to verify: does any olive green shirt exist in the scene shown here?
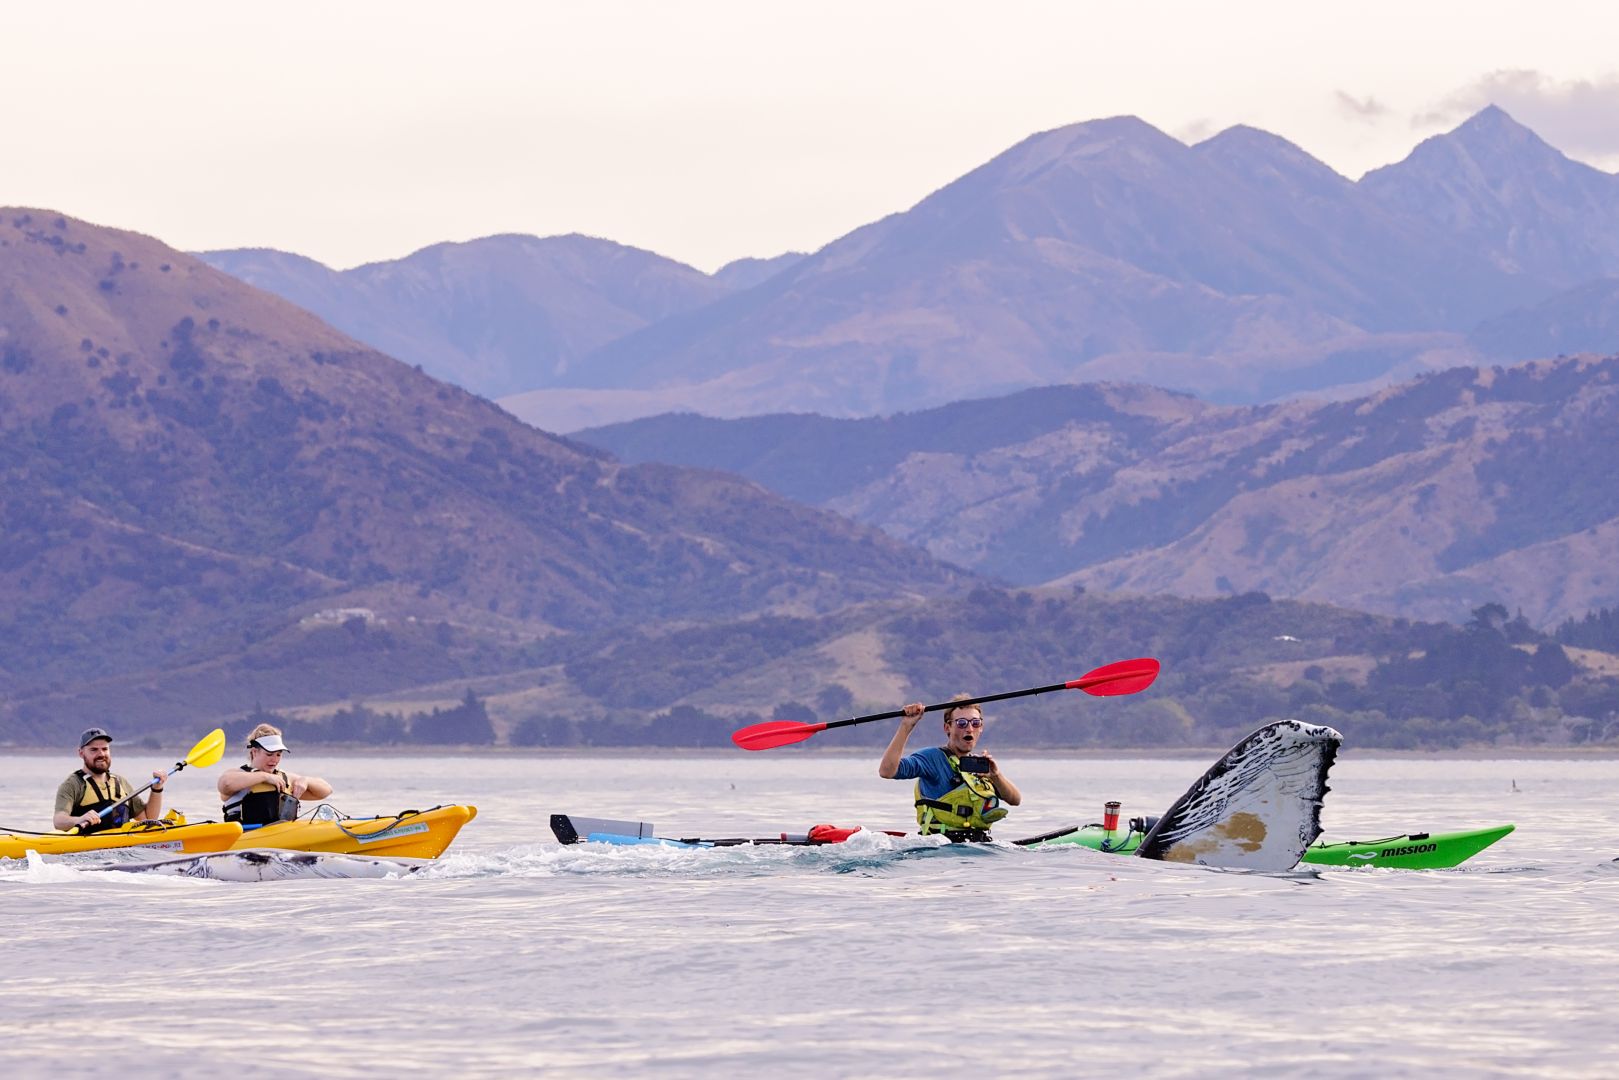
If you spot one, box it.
[54,771,146,817]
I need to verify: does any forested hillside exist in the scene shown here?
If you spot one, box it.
[221,590,1619,752]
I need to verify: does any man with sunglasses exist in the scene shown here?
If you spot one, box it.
[878,697,1022,841]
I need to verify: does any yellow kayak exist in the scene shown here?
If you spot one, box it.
[0,815,244,859]
[230,804,477,859]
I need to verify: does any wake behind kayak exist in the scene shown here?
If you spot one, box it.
[86,848,422,881]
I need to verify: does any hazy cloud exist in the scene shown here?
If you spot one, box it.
[1175,117,1217,145]
[1334,91,1390,122]
[1418,70,1619,163]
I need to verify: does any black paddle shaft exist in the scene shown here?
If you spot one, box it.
[822,681,1073,731]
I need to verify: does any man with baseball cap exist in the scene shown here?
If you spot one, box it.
[53,727,168,833]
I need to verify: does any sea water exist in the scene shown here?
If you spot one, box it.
[2,751,1616,1078]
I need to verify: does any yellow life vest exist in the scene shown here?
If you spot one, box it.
[68,772,133,833]
[914,755,1009,836]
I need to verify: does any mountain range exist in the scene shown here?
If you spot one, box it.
[577,354,1619,628]
[200,107,1619,432]
[0,210,961,743]
[8,106,1619,747]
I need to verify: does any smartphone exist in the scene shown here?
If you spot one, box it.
[957,755,992,774]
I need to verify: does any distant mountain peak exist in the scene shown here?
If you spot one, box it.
[712,252,808,291]
[968,114,1190,194]
[1377,105,1570,180]
[197,246,338,275]
[1476,102,1511,119]
[1450,104,1559,157]
[1358,104,1619,288]
[1194,125,1346,182]
[1049,113,1166,138]
[386,230,685,266]
[1200,123,1280,145]
[1031,114,1180,154]
[1199,124,1303,155]
[1459,103,1521,131]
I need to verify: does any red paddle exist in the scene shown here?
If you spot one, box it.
[730,657,1161,751]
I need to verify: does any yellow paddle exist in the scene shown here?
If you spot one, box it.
[69,728,227,833]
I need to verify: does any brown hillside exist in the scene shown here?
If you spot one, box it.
[1058,358,1619,623]
[0,210,965,734]
[580,359,1619,627]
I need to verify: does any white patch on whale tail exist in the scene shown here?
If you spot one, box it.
[95,849,420,882]
[1137,720,1341,871]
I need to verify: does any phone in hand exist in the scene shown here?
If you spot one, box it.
[957,755,992,774]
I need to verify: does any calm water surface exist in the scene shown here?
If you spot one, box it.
[2,751,1616,1078]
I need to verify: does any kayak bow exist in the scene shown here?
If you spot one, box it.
[229,804,477,859]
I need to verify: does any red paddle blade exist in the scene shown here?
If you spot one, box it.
[1067,657,1160,696]
[731,719,828,751]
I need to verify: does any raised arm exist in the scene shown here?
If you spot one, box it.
[878,703,925,778]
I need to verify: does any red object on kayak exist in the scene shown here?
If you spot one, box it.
[800,824,909,843]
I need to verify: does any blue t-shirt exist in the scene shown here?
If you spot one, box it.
[891,746,961,801]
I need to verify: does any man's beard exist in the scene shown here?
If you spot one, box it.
[84,760,110,775]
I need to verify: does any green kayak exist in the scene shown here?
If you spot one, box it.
[1018,822,1515,869]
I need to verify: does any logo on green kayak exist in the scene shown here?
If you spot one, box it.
[1375,842,1438,858]
[1346,841,1441,861]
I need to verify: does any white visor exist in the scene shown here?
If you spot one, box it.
[252,734,289,754]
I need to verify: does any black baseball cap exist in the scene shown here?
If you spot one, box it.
[79,727,114,748]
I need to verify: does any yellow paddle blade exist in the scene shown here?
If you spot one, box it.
[184,728,227,769]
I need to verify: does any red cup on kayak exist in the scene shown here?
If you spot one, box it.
[1103,801,1122,833]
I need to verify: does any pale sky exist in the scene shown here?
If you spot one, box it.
[6,1,1619,272]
